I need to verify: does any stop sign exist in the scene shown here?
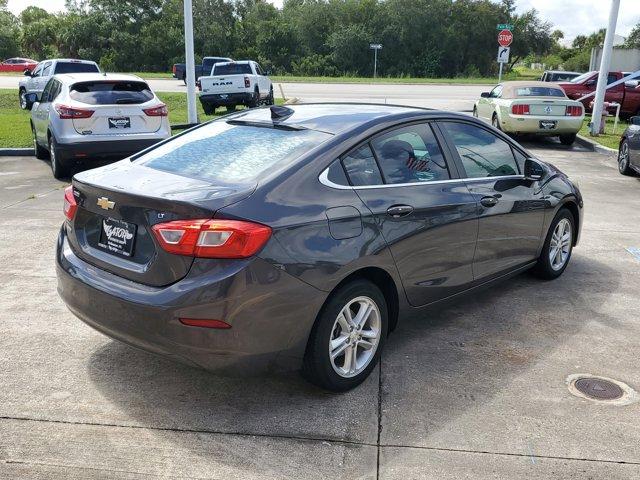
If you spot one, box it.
[498,29,513,47]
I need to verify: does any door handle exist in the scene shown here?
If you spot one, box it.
[387,205,414,218]
[480,196,499,207]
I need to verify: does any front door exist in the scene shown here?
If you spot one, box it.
[341,122,478,307]
[438,120,546,280]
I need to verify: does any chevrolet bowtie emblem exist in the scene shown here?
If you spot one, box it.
[97,197,115,210]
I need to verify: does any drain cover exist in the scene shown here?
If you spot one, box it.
[574,377,624,400]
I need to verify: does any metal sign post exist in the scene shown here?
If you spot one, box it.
[496,25,513,83]
[183,0,197,125]
[370,43,382,78]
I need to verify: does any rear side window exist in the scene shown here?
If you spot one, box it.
[213,63,252,75]
[54,62,99,74]
[69,81,154,105]
[137,121,331,183]
[371,123,450,184]
[441,122,519,178]
[342,145,384,186]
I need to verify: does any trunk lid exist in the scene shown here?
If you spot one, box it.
[67,160,255,287]
[72,103,162,135]
[200,75,248,95]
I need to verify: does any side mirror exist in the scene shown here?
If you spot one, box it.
[23,69,32,77]
[524,158,544,181]
[630,116,640,126]
[480,92,490,98]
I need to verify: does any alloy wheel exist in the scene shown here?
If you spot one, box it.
[49,139,58,176]
[20,91,26,109]
[549,218,572,271]
[619,142,630,173]
[329,296,381,378]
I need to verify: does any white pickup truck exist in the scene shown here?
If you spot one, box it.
[198,60,274,114]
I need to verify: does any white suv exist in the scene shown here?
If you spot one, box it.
[27,73,171,178]
[19,59,100,110]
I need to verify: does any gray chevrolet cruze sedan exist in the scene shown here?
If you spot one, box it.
[57,103,583,391]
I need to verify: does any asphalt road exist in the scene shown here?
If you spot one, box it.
[2,75,487,111]
[2,141,640,479]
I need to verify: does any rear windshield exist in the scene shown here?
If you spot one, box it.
[54,62,99,74]
[516,87,565,97]
[213,63,252,75]
[70,81,154,105]
[137,121,331,183]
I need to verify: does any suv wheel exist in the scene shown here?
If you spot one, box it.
[618,139,635,176]
[19,88,29,110]
[32,125,48,160]
[248,88,260,108]
[49,136,69,179]
[531,209,575,280]
[303,279,387,392]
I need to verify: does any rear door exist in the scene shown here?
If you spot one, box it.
[68,80,162,136]
[344,121,478,307]
[438,120,546,280]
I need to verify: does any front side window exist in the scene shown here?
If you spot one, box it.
[41,62,51,76]
[489,85,502,98]
[341,144,384,186]
[138,121,331,183]
[440,122,519,178]
[31,64,42,77]
[371,123,450,184]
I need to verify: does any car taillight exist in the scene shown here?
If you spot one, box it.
[143,104,168,116]
[566,105,583,116]
[179,318,232,329]
[244,76,250,88]
[55,104,94,119]
[197,79,201,91]
[511,104,530,115]
[151,219,272,258]
[63,185,77,221]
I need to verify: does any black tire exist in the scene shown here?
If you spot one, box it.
[302,279,387,392]
[32,124,48,160]
[266,87,274,106]
[202,103,216,115]
[225,105,237,112]
[49,135,69,179]
[492,113,501,131]
[531,209,575,280]
[559,133,577,146]
[182,74,187,86]
[248,88,260,108]
[618,139,635,176]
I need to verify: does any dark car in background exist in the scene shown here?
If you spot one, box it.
[618,116,640,176]
[172,56,232,84]
[56,103,583,391]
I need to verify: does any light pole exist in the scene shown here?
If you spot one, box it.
[370,43,382,78]
[183,0,197,125]
[591,0,620,136]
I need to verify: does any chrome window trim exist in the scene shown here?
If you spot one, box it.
[318,168,525,190]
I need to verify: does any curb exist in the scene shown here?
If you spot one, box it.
[0,148,34,157]
[575,134,617,155]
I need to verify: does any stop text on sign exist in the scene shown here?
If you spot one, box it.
[498,29,513,47]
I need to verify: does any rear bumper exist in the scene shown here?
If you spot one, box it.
[502,115,583,135]
[56,226,325,373]
[200,93,252,106]
[56,138,165,161]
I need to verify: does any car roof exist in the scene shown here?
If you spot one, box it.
[499,81,567,99]
[228,103,457,135]
[544,70,580,75]
[39,58,98,64]
[53,73,145,84]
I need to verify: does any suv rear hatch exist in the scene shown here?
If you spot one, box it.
[67,161,255,287]
[201,63,253,95]
[69,80,164,136]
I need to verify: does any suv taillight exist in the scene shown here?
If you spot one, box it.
[244,76,250,88]
[511,104,530,115]
[63,185,77,221]
[566,105,583,116]
[55,104,94,119]
[143,104,168,116]
[151,219,272,258]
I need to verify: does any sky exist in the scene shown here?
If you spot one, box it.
[7,0,640,46]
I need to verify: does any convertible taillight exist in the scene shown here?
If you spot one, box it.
[63,185,77,221]
[55,104,94,119]
[143,104,168,116]
[511,104,530,115]
[151,219,272,258]
[566,105,583,116]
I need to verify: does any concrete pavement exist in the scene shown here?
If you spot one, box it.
[2,75,488,111]
[1,141,640,479]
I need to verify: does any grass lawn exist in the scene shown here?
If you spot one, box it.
[0,89,282,148]
[579,115,624,150]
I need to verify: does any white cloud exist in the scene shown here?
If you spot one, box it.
[7,0,640,47]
